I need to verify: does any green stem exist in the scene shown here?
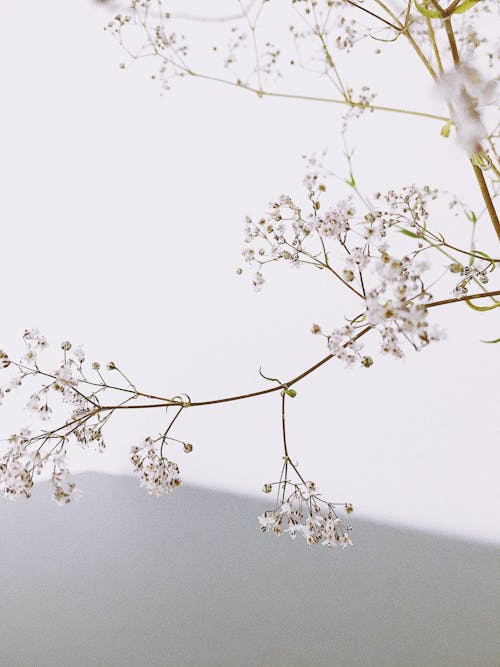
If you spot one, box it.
[188,71,448,122]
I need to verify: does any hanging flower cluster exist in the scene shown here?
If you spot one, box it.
[131,432,193,497]
[0,428,80,504]
[259,470,353,548]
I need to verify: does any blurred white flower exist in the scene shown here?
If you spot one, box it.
[435,64,498,154]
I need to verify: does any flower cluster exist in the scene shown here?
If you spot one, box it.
[51,449,81,504]
[365,254,442,352]
[290,0,369,59]
[383,185,438,229]
[0,430,37,500]
[239,169,465,363]
[0,332,139,502]
[1,331,92,422]
[325,323,366,365]
[259,476,353,548]
[130,436,183,497]
[0,429,79,504]
[342,86,377,128]
[0,330,201,504]
[452,264,490,297]
[105,2,189,91]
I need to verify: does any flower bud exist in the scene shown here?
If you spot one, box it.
[440,121,451,138]
[343,269,354,282]
[449,262,462,274]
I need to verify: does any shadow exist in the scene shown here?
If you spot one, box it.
[0,473,498,666]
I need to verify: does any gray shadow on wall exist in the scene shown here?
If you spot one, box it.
[0,473,498,667]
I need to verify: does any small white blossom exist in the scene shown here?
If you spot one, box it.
[131,436,182,496]
[436,64,497,153]
[53,363,79,390]
[51,450,81,504]
[72,345,86,365]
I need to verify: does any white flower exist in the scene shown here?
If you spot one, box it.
[53,364,79,389]
[258,511,279,532]
[278,501,292,514]
[0,435,34,500]
[252,272,265,291]
[51,450,81,504]
[26,393,41,413]
[23,329,48,349]
[72,345,85,365]
[346,247,370,270]
[436,64,497,153]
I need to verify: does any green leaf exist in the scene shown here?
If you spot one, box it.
[413,1,442,18]
[283,388,297,398]
[346,173,356,188]
[453,0,480,14]
[465,210,478,224]
[481,337,500,344]
[399,228,419,238]
[414,0,479,19]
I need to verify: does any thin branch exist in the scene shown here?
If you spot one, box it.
[99,325,372,411]
[344,0,402,30]
[96,288,500,413]
[187,71,448,121]
[425,289,500,308]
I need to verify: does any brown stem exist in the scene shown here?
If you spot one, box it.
[362,0,438,79]
[99,325,372,411]
[99,288,500,412]
[443,0,464,16]
[472,164,500,241]
[441,17,500,240]
[425,289,500,308]
[325,265,365,299]
[344,0,401,30]
[281,393,289,460]
[443,17,460,65]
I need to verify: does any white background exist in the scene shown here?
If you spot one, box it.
[1,0,499,542]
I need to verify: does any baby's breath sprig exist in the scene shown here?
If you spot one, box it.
[106,0,499,238]
[259,393,353,548]
[1,0,499,549]
[0,279,497,531]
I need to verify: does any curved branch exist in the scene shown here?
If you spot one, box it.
[99,288,500,412]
